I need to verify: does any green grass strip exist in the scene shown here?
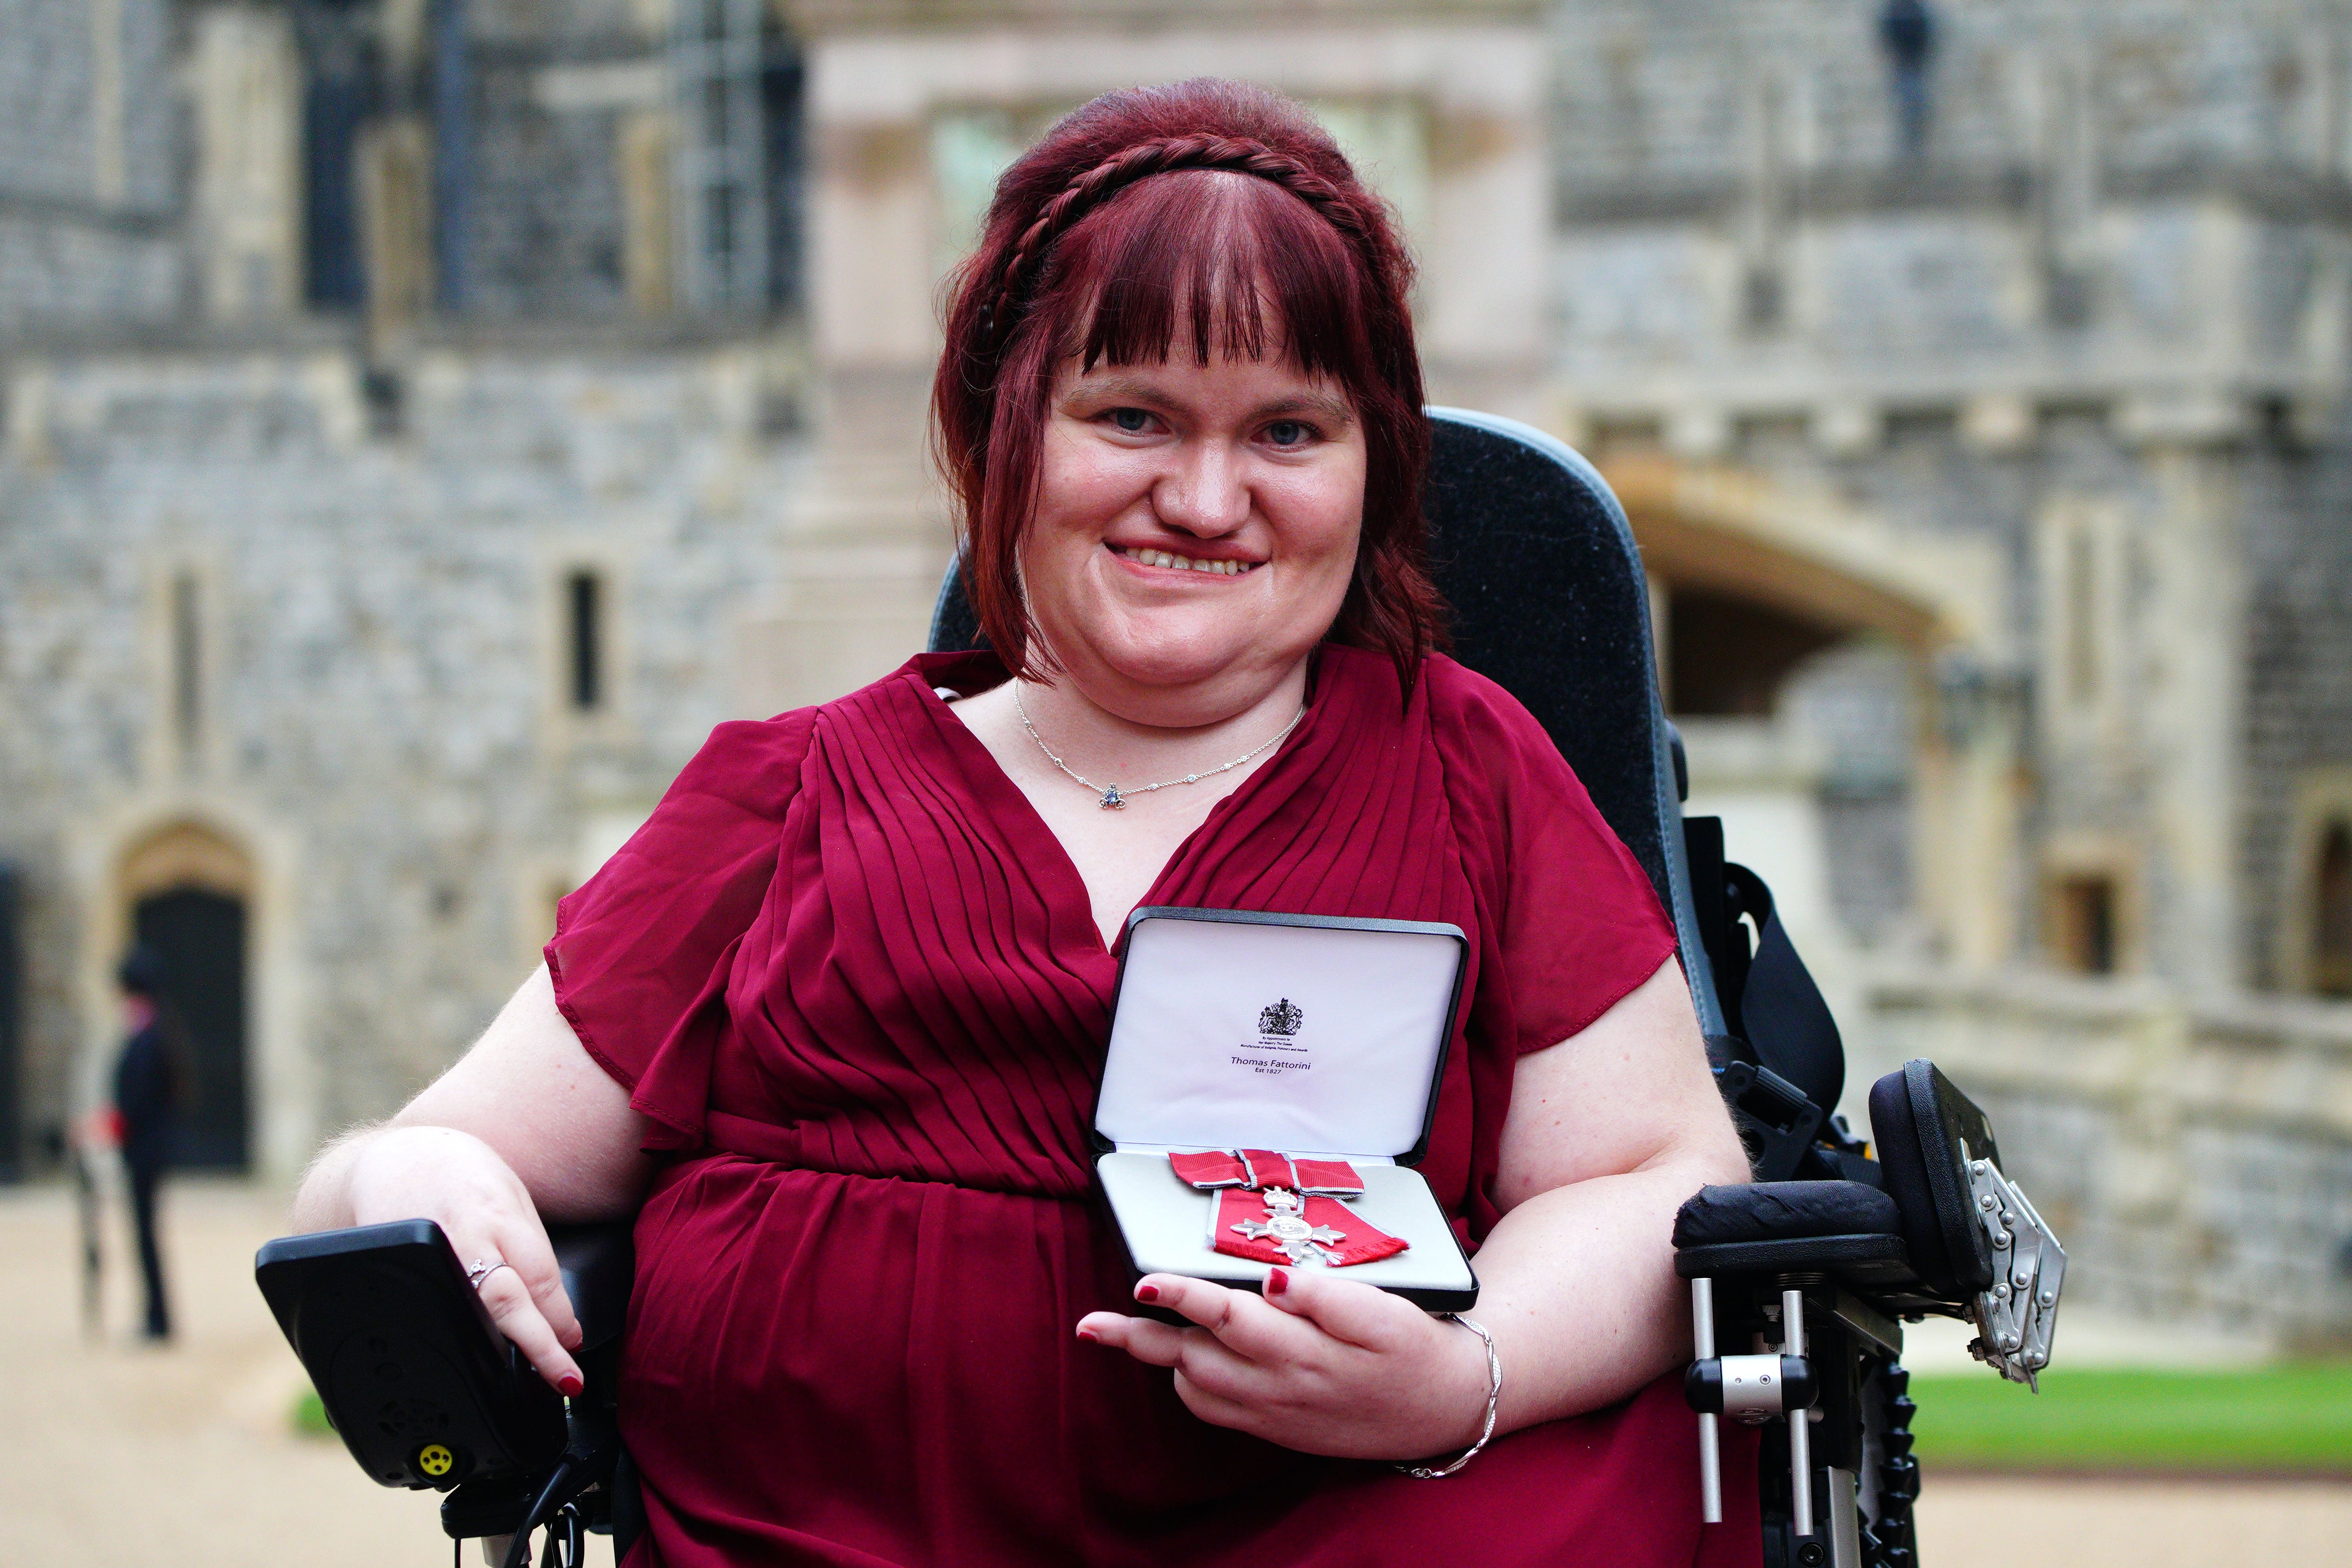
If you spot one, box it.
[292,1386,335,1438]
[1908,1364,2352,1473]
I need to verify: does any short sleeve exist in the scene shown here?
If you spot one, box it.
[545,710,815,1144]
[1430,662,1678,1056]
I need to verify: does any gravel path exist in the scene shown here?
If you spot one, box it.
[3,1177,479,1567]
[7,1179,2345,1568]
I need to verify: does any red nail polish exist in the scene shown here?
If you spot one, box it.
[558,1374,583,1397]
[1134,1282,1161,1304]
[1076,1326,1101,1343]
[1267,1267,1290,1297]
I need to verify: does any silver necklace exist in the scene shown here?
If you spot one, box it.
[1013,686,1305,810]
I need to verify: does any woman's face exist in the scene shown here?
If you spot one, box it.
[1022,350,1367,723]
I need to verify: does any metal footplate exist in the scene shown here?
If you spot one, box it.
[1961,1141,2067,1388]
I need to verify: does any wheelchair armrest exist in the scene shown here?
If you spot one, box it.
[548,1221,635,1354]
[1672,1180,1923,1294]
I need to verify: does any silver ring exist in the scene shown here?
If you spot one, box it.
[467,1256,515,1292]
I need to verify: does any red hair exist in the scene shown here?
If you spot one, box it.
[931,79,1446,697]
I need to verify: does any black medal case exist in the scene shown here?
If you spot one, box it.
[1092,907,1480,1319]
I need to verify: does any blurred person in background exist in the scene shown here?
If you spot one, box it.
[112,946,186,1342]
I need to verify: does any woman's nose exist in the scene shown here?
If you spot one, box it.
[1153,441,1251,537]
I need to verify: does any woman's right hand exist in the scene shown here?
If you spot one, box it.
[343,1124,588,1394]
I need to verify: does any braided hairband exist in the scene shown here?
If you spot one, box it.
[975,133,1375,354]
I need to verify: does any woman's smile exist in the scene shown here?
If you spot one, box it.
[1106,542,1262,577]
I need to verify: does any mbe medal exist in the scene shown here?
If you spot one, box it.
[1169,1148,1410,1269]
[1229,1187,1350,1266]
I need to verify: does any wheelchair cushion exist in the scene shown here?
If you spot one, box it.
[1672,1181,1901,1247]
[1671,1180,1918,1290]
[1672,1232,1916,1287]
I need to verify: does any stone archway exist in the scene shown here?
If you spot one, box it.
[1603,453,1995,654]
[115,821,254,1171]
[1599,453,2016,971]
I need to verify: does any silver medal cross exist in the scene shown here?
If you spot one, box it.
[1230,1187,1348,1266]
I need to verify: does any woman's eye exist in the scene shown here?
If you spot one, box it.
[1109,408,1152,434]
[1264,420,1311,448]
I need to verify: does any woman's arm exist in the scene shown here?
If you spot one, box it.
[1468,954,1750,1428]
[292,963,658,1392]
[1077,956,1748,1460]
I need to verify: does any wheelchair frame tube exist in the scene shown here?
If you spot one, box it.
[1692,1277,1721,1524]
[1783,1287,1814,1540]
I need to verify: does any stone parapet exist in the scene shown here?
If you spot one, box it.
[1860,967,2352,1347]
[787,1,1540,35]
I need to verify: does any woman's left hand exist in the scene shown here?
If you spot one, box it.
[1076,1268,1493,1461]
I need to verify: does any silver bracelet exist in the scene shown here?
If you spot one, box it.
[1394,1313,1502,1479]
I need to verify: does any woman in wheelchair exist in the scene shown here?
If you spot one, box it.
[293,80,1753,1567]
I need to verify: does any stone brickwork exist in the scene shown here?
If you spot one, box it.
[0,214,181,334]
[0,341,941,1171]
[0,0,183,335]
[2242,436,2352,988]
[1551,0,2352,988]
[1869,969,2352,1347]
[0,0,175,211]
[466,89,632,318]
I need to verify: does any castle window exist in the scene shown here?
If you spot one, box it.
[2051,873,2116,975]
[2314,821,2352,997]
[674,0,778,312]
[567,569,604,712]
[2064,526,2099,707]
[297,0,374,310]
[171,571,203,756]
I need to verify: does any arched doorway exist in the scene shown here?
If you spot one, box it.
[117,823,252,1172]
[1596,452,2012,970]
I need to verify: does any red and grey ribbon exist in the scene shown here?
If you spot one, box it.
[1167,1148,1409,1269]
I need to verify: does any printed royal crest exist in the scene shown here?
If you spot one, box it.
[1257,997,1304,1038]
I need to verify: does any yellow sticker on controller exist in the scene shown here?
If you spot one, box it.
[416,1442,455,1478]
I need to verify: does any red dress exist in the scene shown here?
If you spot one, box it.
[548,644,1760,1568]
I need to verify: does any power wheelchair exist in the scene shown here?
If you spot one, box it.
[257,408,2065,1568]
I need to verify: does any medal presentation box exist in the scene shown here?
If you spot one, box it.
[1093,908,1479,1317]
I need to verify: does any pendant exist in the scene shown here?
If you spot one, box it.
[1230,1187,1348,1266]
[1098,786,1125,809]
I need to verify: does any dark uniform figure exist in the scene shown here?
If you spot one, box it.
[114,948,181,1341]
[1880,0,1939,157]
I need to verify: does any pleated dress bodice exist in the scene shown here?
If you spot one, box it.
[545,644,1750,1568]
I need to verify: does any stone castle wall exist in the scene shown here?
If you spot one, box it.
[1868,968,2352,1347]
[1549,0,2352,994]
[0,336,943,1171]
[0,0,183,335]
